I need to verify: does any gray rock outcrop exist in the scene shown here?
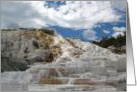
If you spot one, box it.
[1,30,53,72]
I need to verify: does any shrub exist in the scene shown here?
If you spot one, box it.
[92,33,126,54]
[92,34,126,48]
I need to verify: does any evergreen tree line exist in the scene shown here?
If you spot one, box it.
[92,32,126,48]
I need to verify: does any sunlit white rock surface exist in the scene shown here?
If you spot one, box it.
[1,31,126,91]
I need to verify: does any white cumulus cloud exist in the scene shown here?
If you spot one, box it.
[111,1,127,12]
[112,26,126,38]
[1,1,125,29]
[83,30,97,40]
[113,27,126,32]
[112,32,125,38]
[103,30,110,34]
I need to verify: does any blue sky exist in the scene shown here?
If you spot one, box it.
[50,22,126,41]
[1,1,127,41]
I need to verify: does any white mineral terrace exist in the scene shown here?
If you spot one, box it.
[1,34,126,91]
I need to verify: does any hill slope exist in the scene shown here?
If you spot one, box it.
[1,29,126,91]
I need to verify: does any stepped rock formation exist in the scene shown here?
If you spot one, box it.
[1,29,61,72]
[1,29,126,91]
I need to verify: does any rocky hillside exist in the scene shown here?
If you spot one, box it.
[1,29,126,91]
[1,29,61,72]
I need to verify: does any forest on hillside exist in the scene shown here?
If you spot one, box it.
[92,32,126,54]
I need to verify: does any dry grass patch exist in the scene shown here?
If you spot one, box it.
[39,77,63,84]
[74,79,96,85]
[51,45,62,59]
[19,30,54,49]
[19,30,62,62]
